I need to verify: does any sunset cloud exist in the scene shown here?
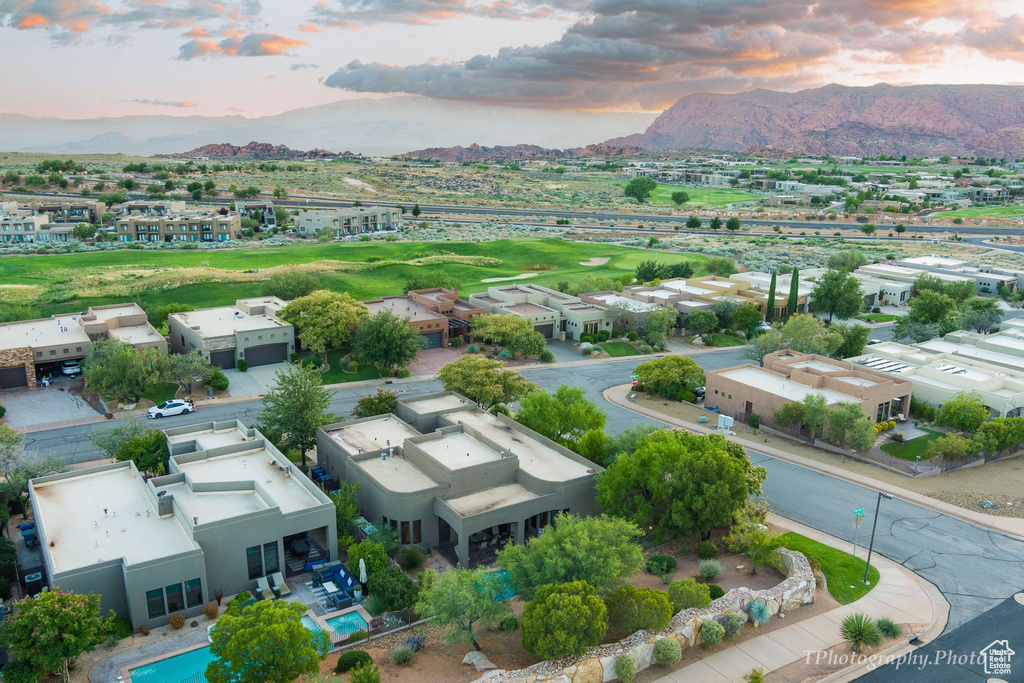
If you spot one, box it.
[129,98,198,107]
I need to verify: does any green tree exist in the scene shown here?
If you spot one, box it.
[705,256,736,276]
[257,363,334,467]
[521,581,608,658]
[912,273,945,296]
[685,216,702,229]
[261,271,321,300]
[0,426,63,517]
[848,419,877,453]
[826,249,868,272]
[943,280,977,304]
[509,330,547,358]
[281,290,368,369]
[1,588,105,683]
[859,223,877,236]
[403,269,460,293]
[114,428,170,475]
[724,516,782,575]
[332,480,360,542]
[347,539,389,574]
[685,309,718,335]
[147,302,195,329]
[411,203,421,217]
[831,322,871,359]
[366,566,418,612]
[890,319,942,343]
[83,338,168,403]
[496,513,644,598]
[415,568,511,650]
[471,314,534,347]
[605,585,673,633]
[671,191,690,205]
[772,402,804,435]
[354,310,426,375]
[733,303,763,334]
[708,217,723,231]
[515,385,606,451]
[167,350,212,395]
[436,355,536,410]
[668,579,711,612]
[810,269,863,322]
[643,307,677,345]
[959,297,1003,333]
[764,272,777,324]
[635,259,666,283]
[745,314,843,365]
[894,223,906,235]
[906,290,957,329]
[596,430,755,540]
[824,402,867,445]
[786,267,800,319]
[633,355,705,399]
[624,177,658,202]
[712,297,738,327]
[936,391,990,432]
[352,388,398,419]
[207,600,323,683]
[71,223,96,240]
[926,434,976,463]
[726,217,741,231]
[801,394,828,440]
[273,185,288,199]
[667,262,695,279]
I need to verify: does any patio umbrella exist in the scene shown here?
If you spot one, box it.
[359,558,367,584]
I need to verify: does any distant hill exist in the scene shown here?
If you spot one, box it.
[399,142,644,163]
[155,142,344,160]
[606,83,1024,157]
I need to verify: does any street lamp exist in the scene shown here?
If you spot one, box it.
[863,491,894,584]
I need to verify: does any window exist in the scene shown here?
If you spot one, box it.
[146,588,165,619]
[264,541,279,575]
[166,583,184,613]
[246,545,263,579]
[50,350,56,356]
[412,520,422,544]
[185,578,203,608]
[401,521,410,544]
[75,347,82,352]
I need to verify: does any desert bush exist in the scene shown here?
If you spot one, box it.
[450,337,464,347]
[840,614,882,652]
[349,662,381,683]
[467,344,480,353]
[698,559,722,581]
[539,349,555,363]
[696,541,718,559]
[627,330,637,341]
[876,617,903,639]
[580,334,595,343]
[653,638,682,666]
[646,554,676,575]
[611,329,621,338]
[169,613,185,629]
[347,629,370,643]
[697,415,709,424]
[668,579,711,612]
[745,668,765,683]
[335,651,373,673]
[236,359,248,372]
[391,645,415,665]
[498,348,513,361]
[615,655,637,683]
[747,599,770,625]
[138,625,149,636]
[707,584,725,600]
[500,615,518,632]
[722,611,747,639]
[348,360,359,373]
[605,585,673,633]
[396,546,427,572]
[401,634,426,651]
[598,330,611,342]
[701,619,725,648]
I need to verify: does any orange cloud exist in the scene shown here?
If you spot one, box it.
[17,13,50,28]
[297,22,322,33]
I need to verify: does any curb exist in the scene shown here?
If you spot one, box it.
[603,384,1024,542]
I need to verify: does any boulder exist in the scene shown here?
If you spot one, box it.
[571,658,604,683]
[464,651,486,666]
[627,642,655,671]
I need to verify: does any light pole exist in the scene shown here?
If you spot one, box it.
[863,491,894,584]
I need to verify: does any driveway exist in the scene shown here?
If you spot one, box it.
[545,339,584,363]
[222,365,284,397]
[406,347,466,376]
[0,382,101,429]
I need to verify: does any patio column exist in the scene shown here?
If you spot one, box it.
[513,521,524,547]
[457,534,469,570]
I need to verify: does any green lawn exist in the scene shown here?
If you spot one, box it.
[942,205,1024,219]
[777,532,879,604]
[857,314,899,323]
[0,239,707,321]
[600,341,640,357]
[597,179,758,207]
[142,382,179,405]
[301,349,383,385]
[707,334,746,347]
[880,428,943,461]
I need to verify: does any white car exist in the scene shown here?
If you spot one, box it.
[756,321,773,331]
[147,399,195,419]
[61,360,82,376]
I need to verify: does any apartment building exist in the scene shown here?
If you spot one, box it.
[468,283,611,341]
[119,200,187,217]
[29,420,336,629]
[0,214,73,244]
[168,297,294,369]
[894,256,1018,294]
[114,212,242,243]
[295,206,402,237]
[0,303,166,390]
[315,392,602,568]
[706,350,912,428]
[31,200,107,224]
[234,200,277,226]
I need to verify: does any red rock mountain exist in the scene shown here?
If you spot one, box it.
[606,83,1024,157]
[155,141,351,160]
[400,142,643,163]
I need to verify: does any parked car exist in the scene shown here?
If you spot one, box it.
[693,386,706,398]
[756,321,773,331]
[147,399,195,419]
[867,339,883,345]
[60,359,82,376]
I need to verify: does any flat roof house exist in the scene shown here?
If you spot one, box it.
[705,350,913,428]
[115,212,242,243]
[315,392,603,567]
[0,303,166,390]
[364,294,452,350]
[28,420,335,629]
[468,284,611,341]
[296,207,402,238]
[406,288,486,340]
[168,297,294,369]
[0,213,73,244]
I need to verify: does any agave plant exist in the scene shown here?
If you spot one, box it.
[840,613,882,653]
[747,599,770,626]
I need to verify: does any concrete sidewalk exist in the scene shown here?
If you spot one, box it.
[604,384,1024,541]
[657,517,948,683]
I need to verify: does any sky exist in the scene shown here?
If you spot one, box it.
[3,0,1024,119]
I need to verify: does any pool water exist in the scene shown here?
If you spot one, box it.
[487,570,518,602]
[129,646,216,683]
[301,615,320,632]
[326,610,368,638]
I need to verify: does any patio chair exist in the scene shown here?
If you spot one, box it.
[270,571,291,597]
[255,576,274,601]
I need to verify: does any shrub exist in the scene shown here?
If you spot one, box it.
[697,559,722,581]
[290,352,299,362]
[876,617,903,639]
[840,614,882,653]
[496,614,519,632]
[696,541,718,559]
[654,638,682,666]
[615,655,637,683]
[364,594,387,616]
[138,625,150,636]
[638,343,653,354]
[708,584,725,600]
[367,565,418,612]
[349,662,381,683]
[348,629,370,643]
[627,330,637,341]
[401,634,426,651]
[598,330,611,342]
[169,613,185,629]
[697,415,709,424]
[2,661,36,683]
[747,599,770,625]
[522,581,608,658]
[605,585,673,633]
[745,668,766,683]
[0,576,10,600]
[747,413,761,430]
[668,579,711,612]
[646,554,676,575]
[236,359,248,372]
[611,329,621,338]
[348,360,359,373]
[450,337,464,347]
[498,348,513,361]
[204,368,229,392]
[539,349,555,363]
[872,307,882,314]
[701,619,725,648]
[391,645,415,665]
[0,406,5,419]
[396,368,412,378]
[722,611,747,639]
[580,334,595,343]
[396,546,427,572]
[467,344,480,353]
[335,650,373,673]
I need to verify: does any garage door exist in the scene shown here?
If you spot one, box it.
[422,332,443,350]
[245,343,288,367]
[210,350,236,370]
[534,323,554,338]
[0,366,28,390]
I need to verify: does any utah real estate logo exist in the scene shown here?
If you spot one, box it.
[981,640,1014,676]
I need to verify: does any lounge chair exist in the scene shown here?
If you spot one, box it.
[255,576,274,601]
[270,572,291,597]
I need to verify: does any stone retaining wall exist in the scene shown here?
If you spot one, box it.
[474,548,816,683]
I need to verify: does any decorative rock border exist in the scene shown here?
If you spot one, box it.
[474,548,816,683]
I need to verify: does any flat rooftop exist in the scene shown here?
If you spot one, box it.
[917,340,1024,367]
[661,282,716,296]
[326,416,421,455]
[419,431,501,469]
[357,455,439,493]
[447,411,594,481]
[156,481,269,523]
[836,376,879,388]
[365,297,445,321]
[790,360,844,373]
[719,366,857,405]
[108,324,162,345]
[0,314,90,350]
[404,394,471,415]
[445,483,541,517]
[33,466,196,574]
[170,306,288,338]
[475,296,501,304]
[591,294,661,312]
[168,426,252,451]
[503,302,555,316]
[89,304,144,321]
[899,256,970,268]
[175,447,322,514]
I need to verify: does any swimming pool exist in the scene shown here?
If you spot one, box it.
[326,610,368,638]
[129,646,215,683]
[301,615,321,633]
[486,570,518,602]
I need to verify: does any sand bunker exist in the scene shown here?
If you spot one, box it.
[580,257,611,266]
[481,273,538,283]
